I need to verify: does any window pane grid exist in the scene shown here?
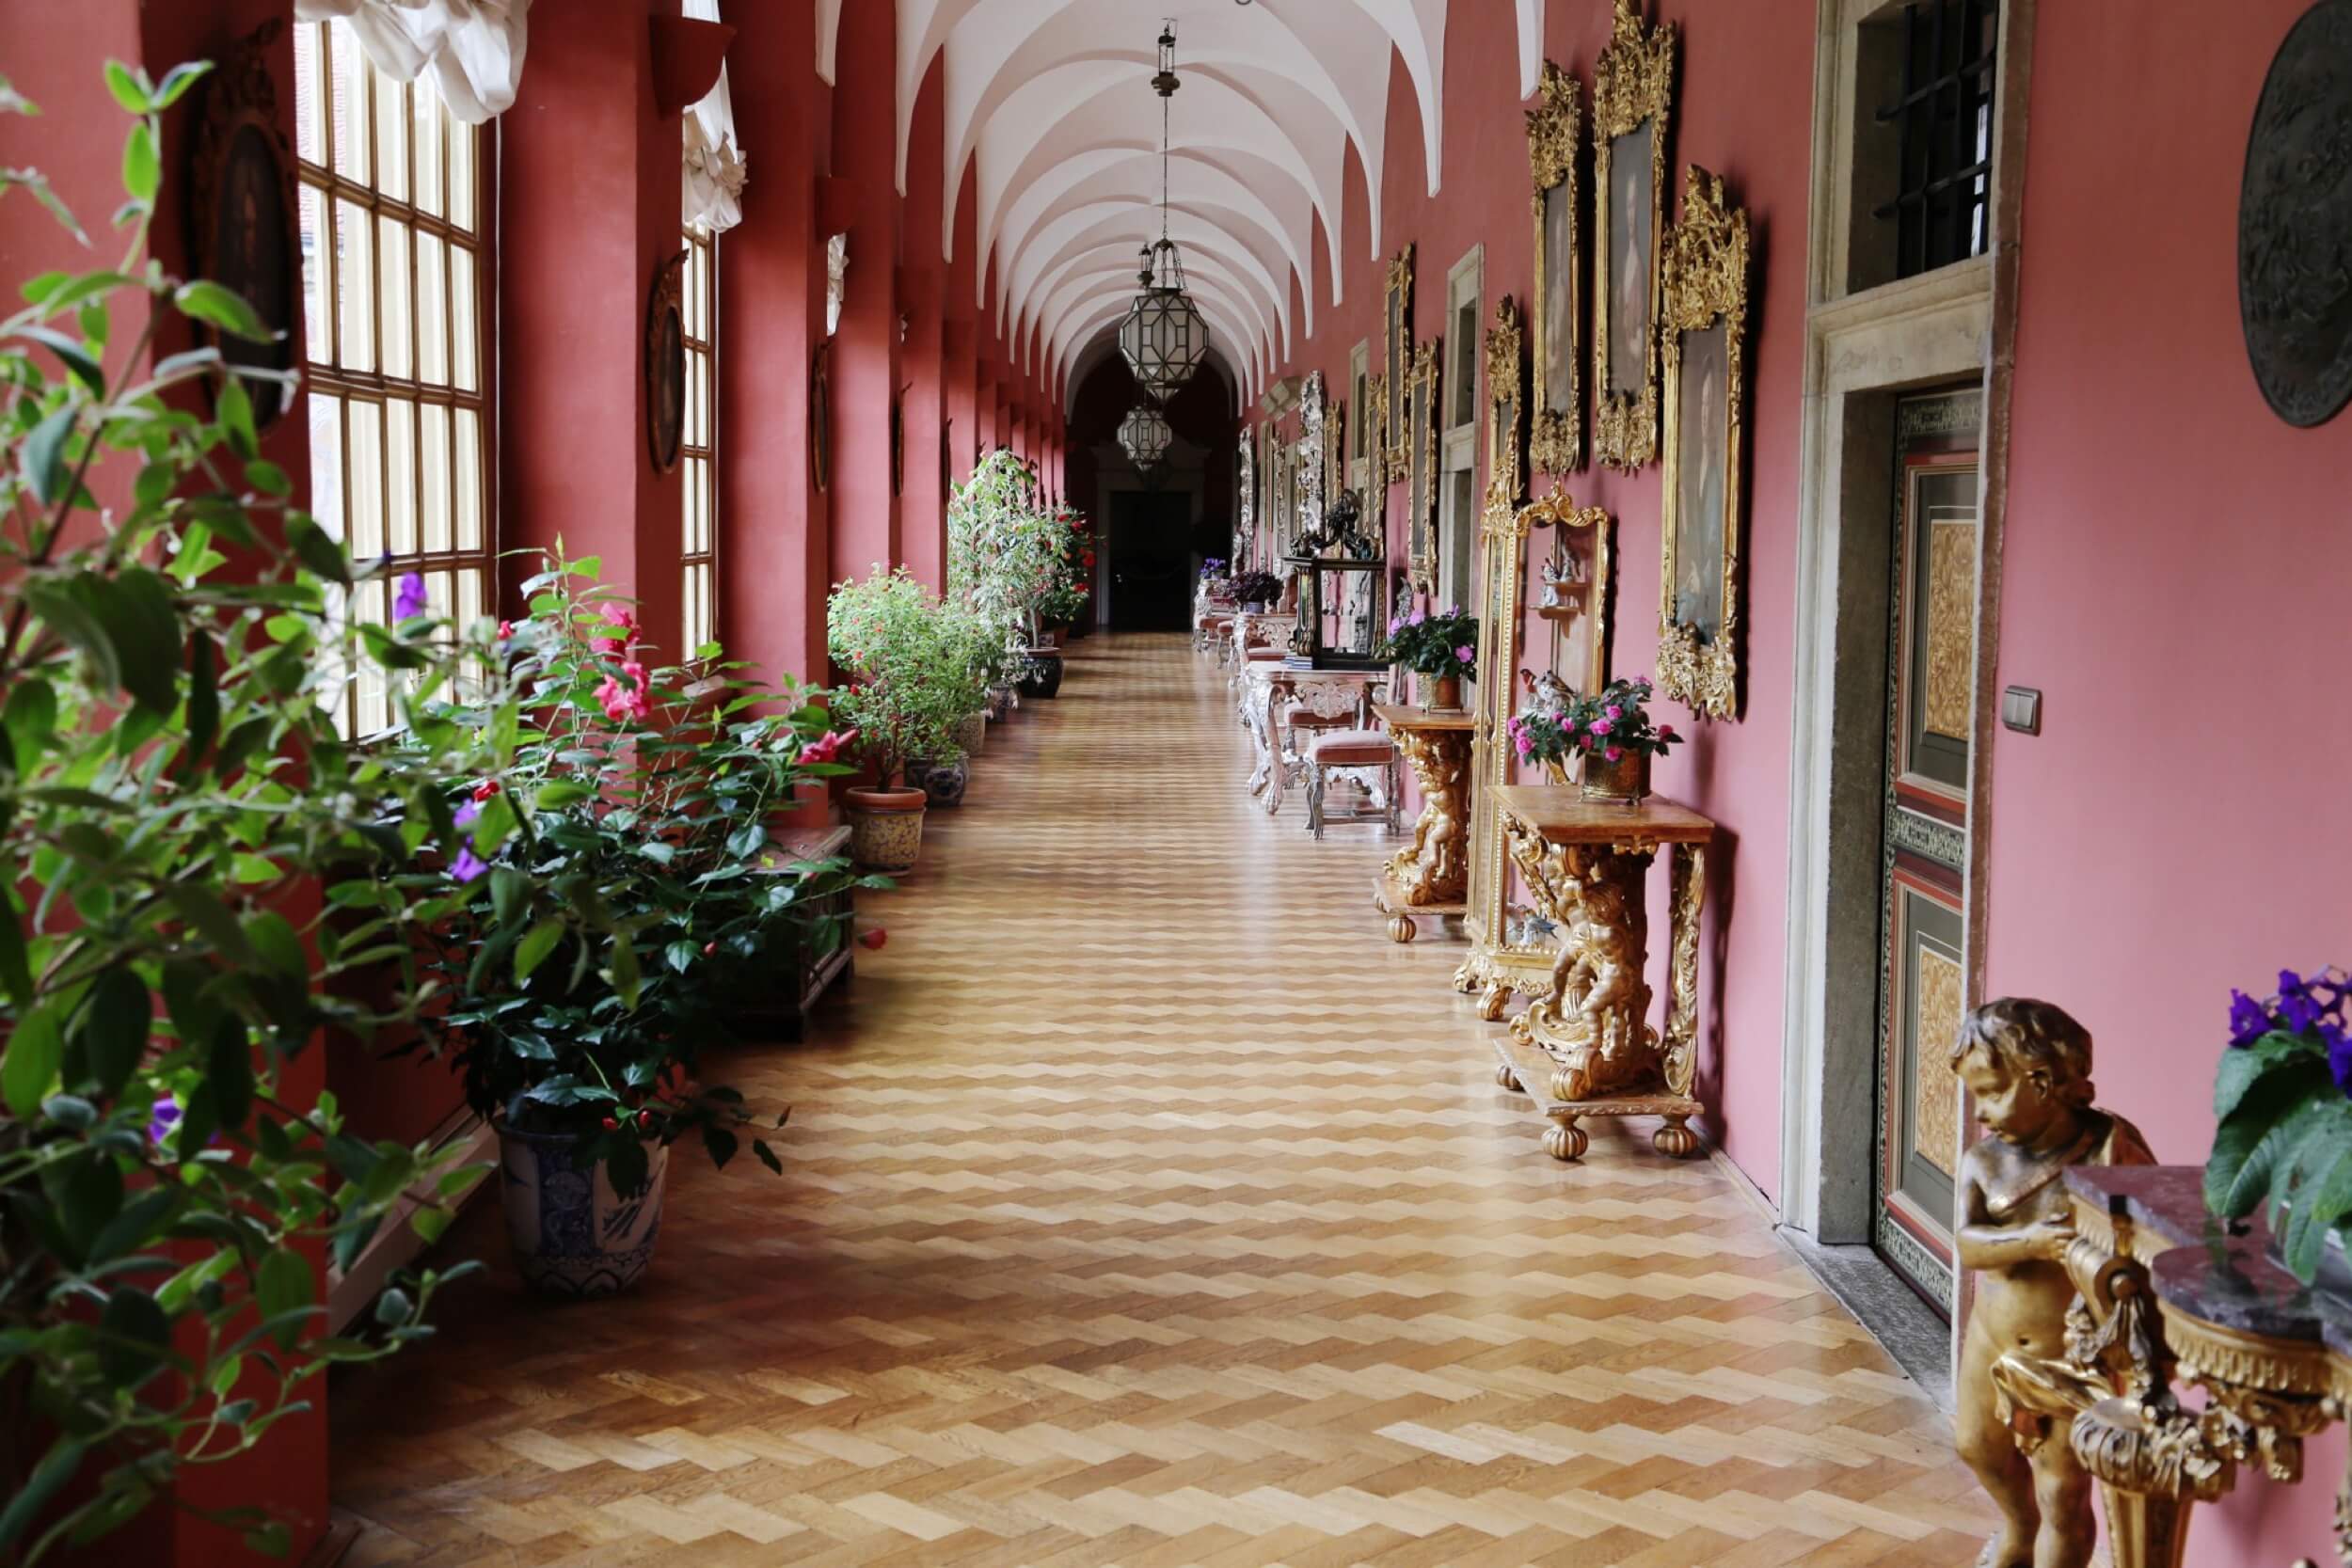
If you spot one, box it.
[297,19,490,736]
[681,230,717,659]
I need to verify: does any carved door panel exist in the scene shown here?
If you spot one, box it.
[1873,388,1980,1314]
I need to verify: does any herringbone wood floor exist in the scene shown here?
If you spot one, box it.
[331,634,1994,1566]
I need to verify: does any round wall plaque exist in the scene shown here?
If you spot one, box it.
[2241,0,2352,427]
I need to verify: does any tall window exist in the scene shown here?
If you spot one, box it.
[1871,0,1997,280]
[1439,247,1483,610]
[293,21,491,734]
[680,229,717,657]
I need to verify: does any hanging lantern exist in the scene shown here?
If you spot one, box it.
[1118,402,1173,469]
[1118,24,1210,403]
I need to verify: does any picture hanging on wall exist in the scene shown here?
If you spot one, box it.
[1592,0,1676,472]
[811,341,833,492]
[1383,245,1416,483]
[1486,294,1526,513]
[645,250,688,474]
[189,22,300,430]
[1406,340,1442,594]
[1527,60,1582,476]
[1657,167,1751,721]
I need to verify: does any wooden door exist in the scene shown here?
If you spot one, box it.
[1872,388,1980,1313]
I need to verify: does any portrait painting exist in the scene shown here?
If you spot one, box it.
[190,29,300,431]
[1672,321,1728,641]
[645,252,687,474]
[1541,184,1574,414]
[1606,118,1655,398]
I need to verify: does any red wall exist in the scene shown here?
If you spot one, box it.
[1254,1,1814,1194]
[1988,0,2352,1554]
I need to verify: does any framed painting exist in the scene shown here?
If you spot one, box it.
[1383,245,1415,483]
[1592,0,1676,472]
[190,24,300,430]
[646,250,688,474]
[1657,167,1751,721]
[1527,60,1582,476]
[1486,294,1525,512]
[1406,340,1441,594]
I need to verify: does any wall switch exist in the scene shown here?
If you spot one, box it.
[2001,686,2042,735]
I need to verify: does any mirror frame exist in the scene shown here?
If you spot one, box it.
[1658,166,1751,721]
[1592,0,1676,472]
[1486,293,1526,513]
[1540,497,1613,697]
[1528,60,1583,478]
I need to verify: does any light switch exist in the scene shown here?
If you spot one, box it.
[2001,686,2042,736]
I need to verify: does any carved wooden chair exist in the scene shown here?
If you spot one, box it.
[1305,727,1401,839]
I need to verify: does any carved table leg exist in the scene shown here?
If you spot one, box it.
[1543,1114,1586,1163]
[1388,913,1417,943]
[1495,1063,1523,1091]
[2100,1490,2196,1568]
[1480,981,1513,1022]
[1653,1115,1699,1159]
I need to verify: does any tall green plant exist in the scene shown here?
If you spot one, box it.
[827,566,970,786]
[946,450,1059,652]
[0,62,521,1559]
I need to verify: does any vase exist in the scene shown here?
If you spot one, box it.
[1427,674,1463,711]
[1579,749,1651,805]
[1018,649,1065,699]
[496,1124,669,1298]
[844,785,928,871]
[907,755,968,809]
[984,684,1015,721]
[952,711,986,757]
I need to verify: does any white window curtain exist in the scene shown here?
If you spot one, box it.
[293,0,530,125]
[682,0,745,233]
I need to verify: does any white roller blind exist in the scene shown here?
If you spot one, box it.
[292,0,530,125]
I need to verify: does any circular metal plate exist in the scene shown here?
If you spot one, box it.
[2241,0,2352,427]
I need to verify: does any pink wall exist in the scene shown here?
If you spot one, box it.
[1989,0,2352,1555]
[1253,1,1813,1196]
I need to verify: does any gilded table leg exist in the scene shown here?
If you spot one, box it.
[1384,727,1470,907]
[1661,844,1707,1100]
[1388,913,1417,943]
[1543,1115,1586,1162]
[1479,980,1513,1022]
[2100,1491,2196,1568]
[1653,1115,1699,1159]
[1495,1063,1523,1091]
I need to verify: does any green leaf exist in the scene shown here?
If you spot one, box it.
[12,324,105,396]
[174,279,271,342]
[244,911,307,980]
[20,405,75,505]
[182,631,219,776]
[216,375,257,460]
[76,964,151,1101]
[244,457,291,497]
[701,1125,739,1169]
[283,512,351,584]
[78,566,184,715]
[88,1188,175,1264]
[2283,1139,2352,1282]
[21,269,67,305]
[752,1138,783,1176]
[608,933,641,1011]
[535,781,593,808]
[2205,1057,2336,1216]
[0,1436,87,1550]
[2214,1030,2318,1120]
[3,1006,63,1117]
[103,61,151,113]
[162,885,255,964]
[209,1018,254,1129]
[254,1247,312,1351]
[121,119,159,205]
[153,61,213,110]
[515,919,564,982]
[411,1205,453,1245]
[490,866,530,927]
[244,1521,293,1558]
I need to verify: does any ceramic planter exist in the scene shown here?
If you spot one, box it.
[906,755,968,808]
[845,785,927,870]
[1018,649,1065,699]
[497,1124,669,1298]
[952,712,986,756]
[1579,749,1652,806]
[984,684,1016,721]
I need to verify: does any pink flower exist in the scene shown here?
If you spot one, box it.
[496,619,516,641]
[596,670,651,723]
[1453,645,1473,664]
[802,728,856,765]
[594,602,641,656]
[1605,746,1623,762]
[1515,732,1534,757]
[1659,724,1677,740]
[1589,719,1613,736]
[1605,705,1622,721]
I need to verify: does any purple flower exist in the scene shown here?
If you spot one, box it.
[1454,645,1474,665]
[2228,990,2274,1048]
[454,800,482,831]
[393,572,428,621]
[1515,731,1534,756]
[2328,1022,2352,1094]
[147,1094,182,1148]
[1408,610,1425,626]
[451,847,489,884]
[2280,973,2325,1034]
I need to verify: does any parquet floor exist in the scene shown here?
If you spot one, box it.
[331,633,1994,1567]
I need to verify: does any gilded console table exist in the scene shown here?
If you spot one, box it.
[1371,704,1475,943]
[1986,1164,2352,1568]
[1487,785,1714,1163]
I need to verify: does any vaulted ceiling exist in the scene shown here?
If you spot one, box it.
[813,0,1549,406]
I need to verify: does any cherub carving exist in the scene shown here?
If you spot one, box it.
[1544,847,1653,1097]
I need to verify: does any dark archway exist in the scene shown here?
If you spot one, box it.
[1065,350,1237,633]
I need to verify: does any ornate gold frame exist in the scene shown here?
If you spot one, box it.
[1406,341,1442,594]
[1237,421,1255,565]
[1299,371,1328,539]
[1362,371,1386,499]
[1657,166,1750,721]
[1486,294,1525,512]
[1592,0,1676,472]
[1527,60,1582,477]
[1546,502,1613,696]
[1455,487,1612,1020]
[1383,245,1415,483]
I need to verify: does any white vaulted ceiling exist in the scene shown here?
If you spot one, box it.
[815,1,1549,406]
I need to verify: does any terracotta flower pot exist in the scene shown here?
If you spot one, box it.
[496,1124,669,1299]
[1427,673,1464,711]
[1579,749,1652,806]
[845,785,928,871]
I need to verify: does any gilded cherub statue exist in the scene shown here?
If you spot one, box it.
[1951,998,2153,1568]
[1538,846,1652,1098]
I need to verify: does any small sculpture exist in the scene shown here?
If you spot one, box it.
[1951,998,2154,1568]
[1541,846,1651,1096]
[1538,553,1584,609]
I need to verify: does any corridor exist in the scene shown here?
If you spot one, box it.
[332,638,1993,1566]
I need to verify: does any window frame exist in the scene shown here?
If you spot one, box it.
[1439,246,1484,610]
[680,227,719,659]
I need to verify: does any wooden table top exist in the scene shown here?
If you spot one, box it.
[1373,704,1477,732]
[1490,784,1715,844]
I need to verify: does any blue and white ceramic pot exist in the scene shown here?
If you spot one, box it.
[497,1124,669,1298]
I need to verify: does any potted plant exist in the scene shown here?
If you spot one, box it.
[1379,606,1480,710]
[0,60,494,1555]
[1231,570,1281,612]
[410,553,866,1297]
[2205,968,2352,1282]
[829,565,969,869]
[1509,676,1683,803]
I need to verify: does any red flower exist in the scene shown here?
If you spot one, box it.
[599,1116,619,1132]
[496,619,515,640]
[858,927,887,951]
[594,602,642,656]
[637,1109,655,1129]
[702,941,717,957]
[803,728,856,765]
[471,780,502,801]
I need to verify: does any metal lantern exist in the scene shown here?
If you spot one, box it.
[1118,402,1173,469]
[1118,23,1210,403]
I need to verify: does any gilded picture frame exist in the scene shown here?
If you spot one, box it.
[1237,422,1255,565]
[1592,0,1676,472]
[1537,497,1613,697]
[1383,245,1415,483]
[1299,371,1328,542]
[1527,60,1582,477]
[1362,372,1387,500]
[1486,294,1526,513]
[1657,166,1751,721]
[1406,341,1442,594]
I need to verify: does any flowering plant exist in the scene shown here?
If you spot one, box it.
[828,565,975,786]
[2205,968,2352,1282]
[948,451,1071,649]
[1509,677,1682,770]
[1230,570,1281,608]
[1379,606,1480,678]
[407,551,874,1195]
[1039,505,1094,628]
[0,62,488,1557]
